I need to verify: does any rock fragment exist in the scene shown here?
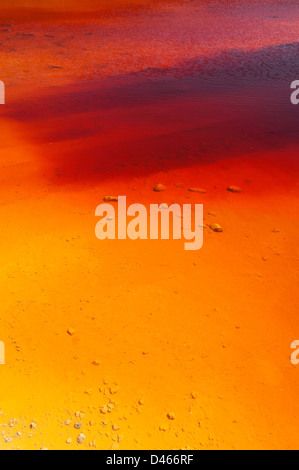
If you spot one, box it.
[188,188,207,194]
[109,385,119,395]
[209,224,223,233]
[104,196,118,202]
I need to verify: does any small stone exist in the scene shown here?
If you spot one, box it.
[77,433,86,444]
[153,183,167,192]
[74,423,82,430]
[190,391,199,399]
[92,360,100,366]
[100,405,108,414]
[159,424,169,432]
[103,196,118,202]
[112,424,120,431]
[110,443,119,450]
[227,186,242,193]
[66,438,72,444]
[67,327,76,336]
[188,188,207,194]
[209,224,223,233]
[89,440,97,448]
[30,423,37,430]
[65,420,71,426]
[167,412,176,420]
[109,386,119,395]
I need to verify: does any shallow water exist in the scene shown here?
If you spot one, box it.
[0,0,298,186]
[0,1,299,451]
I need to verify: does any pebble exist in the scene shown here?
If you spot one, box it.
[153,183,167,192]
[100,405,108,414]
[159,424,169,432]
[188,188,207,194]
[66,438,72,444]
[209,224,223,233]
[67,327,76,336]
[74,423,82,430]
[103,196,118,202]
[167,412,176,420]
[107,404,114,413]
[30,423,37,430]
[227,186,242,193]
